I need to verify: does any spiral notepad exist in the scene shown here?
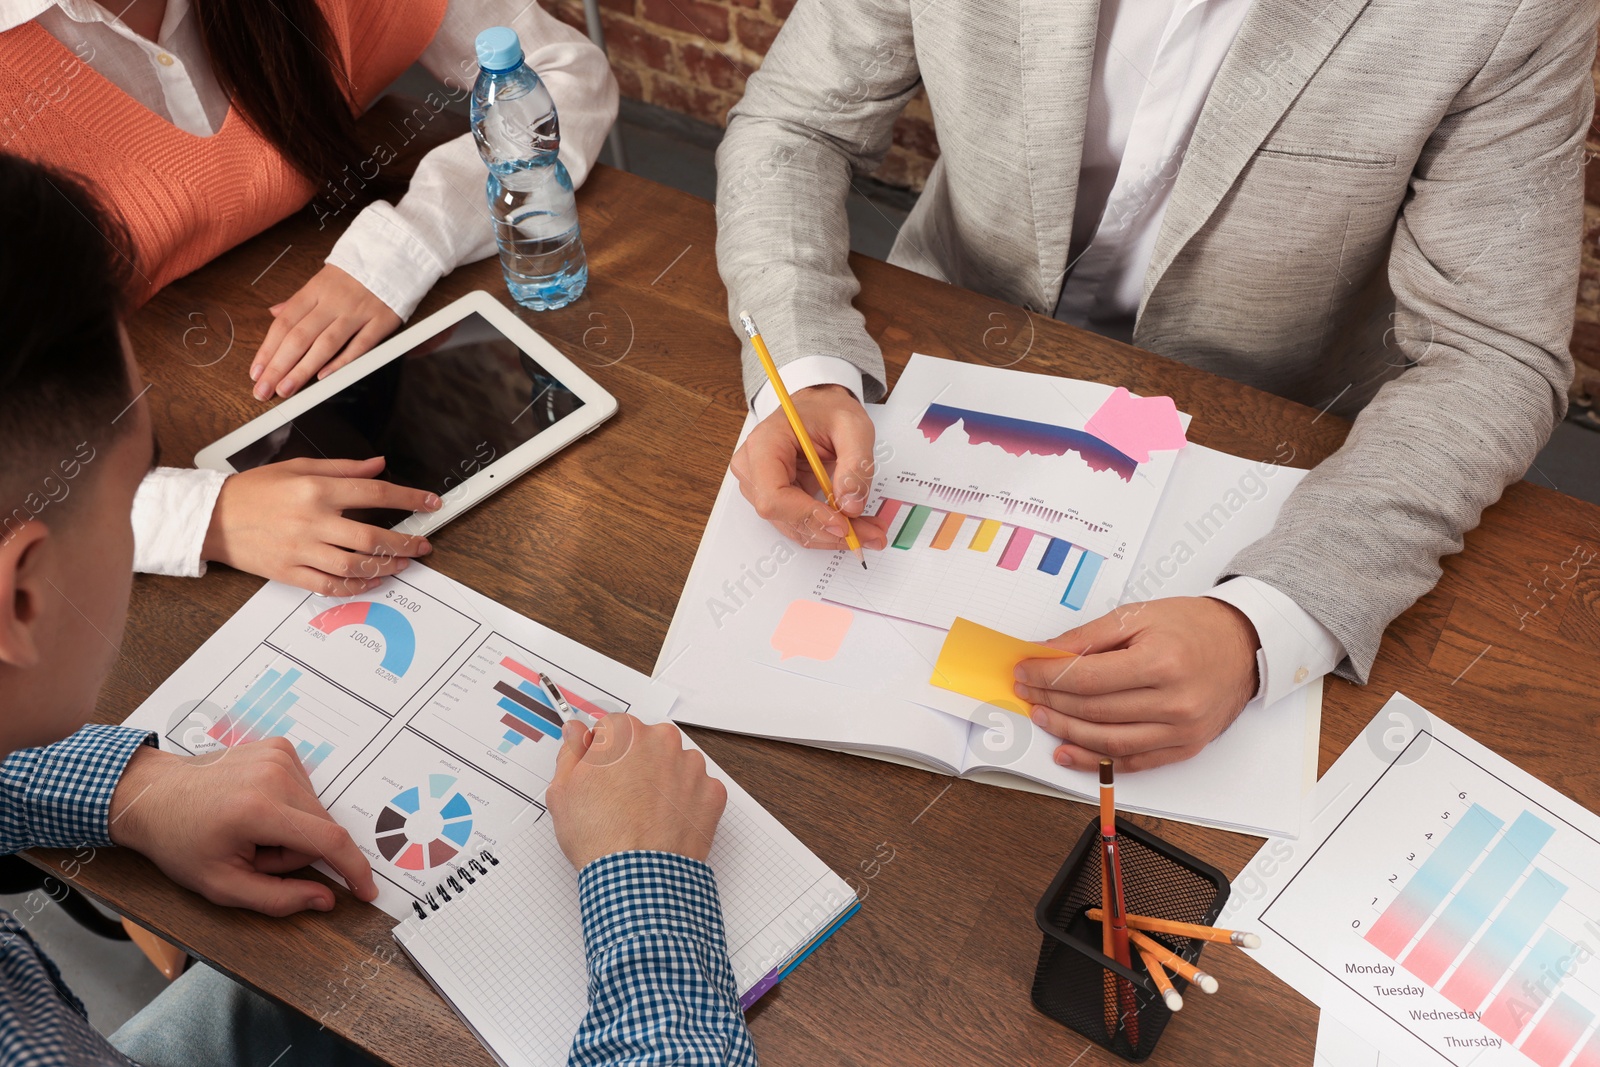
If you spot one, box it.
[403,847,500,922]
[393,779,856,1067]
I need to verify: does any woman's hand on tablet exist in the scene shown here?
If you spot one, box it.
[251,265,401,402]
[202,457,441,595]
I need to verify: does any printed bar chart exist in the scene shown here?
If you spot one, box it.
[212,667,299,746]
[202,664,347,774]
[1360,796,1596,1066]
[497,655,613,720]
[1364,803,1504,958]
[1438,869,1567,1012]
[818,502,1111,636]
[1402,811,1556,985]
[495,678,563,747]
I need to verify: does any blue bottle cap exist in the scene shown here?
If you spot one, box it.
[475,27,523,72]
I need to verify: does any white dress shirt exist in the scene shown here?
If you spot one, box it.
[754,0,1343,703]
[2,0,617,577]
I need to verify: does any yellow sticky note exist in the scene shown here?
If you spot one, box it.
[929,617,1075,715]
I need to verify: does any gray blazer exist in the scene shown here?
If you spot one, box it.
[715,0,1597,682]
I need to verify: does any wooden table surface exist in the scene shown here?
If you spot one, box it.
[33,101,1600,1067]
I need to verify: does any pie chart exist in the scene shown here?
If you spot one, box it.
[374,774,473,870]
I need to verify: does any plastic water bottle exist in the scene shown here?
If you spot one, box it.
[471,27,587,310]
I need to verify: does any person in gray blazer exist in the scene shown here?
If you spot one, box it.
[716,0,1597,771]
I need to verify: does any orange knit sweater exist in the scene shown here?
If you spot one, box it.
[0,0,447,301]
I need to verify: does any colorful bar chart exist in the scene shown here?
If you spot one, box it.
[877,500,1105,612]
[204,666,336,772]
[492,655,613,753]
[1402,811,1556,985]
[1362,799,1596,1067]
[1364,803,1504,958]
[496,677,563,746]
[1438,869,1567,1013]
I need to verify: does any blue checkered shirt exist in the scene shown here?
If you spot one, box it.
[573,851,759,1065]
[0,724,149,1066]
[0,727,756,1065]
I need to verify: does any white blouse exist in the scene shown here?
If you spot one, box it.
[0,0,618,578]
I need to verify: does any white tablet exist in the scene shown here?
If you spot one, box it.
[196,291,618,535]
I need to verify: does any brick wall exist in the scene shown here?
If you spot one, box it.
[547,0,939,189]
[559,1,1600,420]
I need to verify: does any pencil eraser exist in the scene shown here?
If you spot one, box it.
[1196,972,1219,995]
[1237,932,1261,949]
[1163,989,1183,1011]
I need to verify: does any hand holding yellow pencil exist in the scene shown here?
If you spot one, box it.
[740,311,869,568]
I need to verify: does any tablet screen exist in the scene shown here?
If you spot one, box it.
[227,311,586,527]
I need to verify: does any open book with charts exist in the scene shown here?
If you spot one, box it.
[122,563,855,1064]
[657,356,1322,838]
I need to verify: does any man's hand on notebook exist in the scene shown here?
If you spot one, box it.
[1012,597,1260,772]
[731,384,890,552]
[546,714,729,869]
[108,739,379,916]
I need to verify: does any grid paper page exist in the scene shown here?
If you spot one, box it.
[396,778,854,1066]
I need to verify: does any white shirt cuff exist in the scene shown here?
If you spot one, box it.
[751,357,865,420]
[325,202,454,323]
[1204,576,1344,706]
[131,467,228,578]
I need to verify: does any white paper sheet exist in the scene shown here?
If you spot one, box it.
[1227,695,1600,1067]
[123,563,678,919]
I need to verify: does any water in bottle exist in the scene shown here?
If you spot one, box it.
[471,26,587,310]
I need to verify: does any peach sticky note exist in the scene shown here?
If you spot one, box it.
[1083,387,1187,463]
[928,617,1075,715]
[771,599,854,662]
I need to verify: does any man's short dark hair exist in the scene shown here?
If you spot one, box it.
[0,154,136,542]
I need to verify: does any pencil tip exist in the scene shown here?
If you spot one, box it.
[860,559,868,570]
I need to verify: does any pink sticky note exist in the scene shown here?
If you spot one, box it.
[771,600,854,662]
[1083,387,1187,463]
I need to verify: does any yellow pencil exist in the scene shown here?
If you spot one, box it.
[1125,928,1219,994]
[739,311,866,568]
[1086,910,1261,948]
[1136,944,1184,1012]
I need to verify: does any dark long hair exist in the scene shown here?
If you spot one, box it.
[192,0,381,197]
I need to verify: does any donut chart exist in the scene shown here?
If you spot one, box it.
[308,601,417,676]
[374,774,473,870]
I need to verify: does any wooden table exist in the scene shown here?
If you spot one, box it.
[33,101,1600,1067]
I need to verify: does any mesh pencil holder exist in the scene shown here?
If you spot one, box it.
[1031,817,1230,1062]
